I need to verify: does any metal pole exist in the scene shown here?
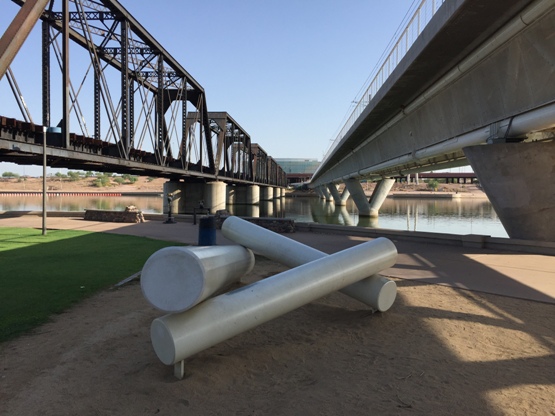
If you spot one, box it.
[221,215,397,312]
[141,245,254,313]
[42,127,47,236]
[42,20,50,128]
[61,0,70,148]
[150,237,397,365]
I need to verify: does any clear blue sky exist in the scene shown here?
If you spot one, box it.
[0,0,416,176]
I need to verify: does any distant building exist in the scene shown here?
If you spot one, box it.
[274,158,320,186]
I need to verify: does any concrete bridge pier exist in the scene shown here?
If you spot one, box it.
[369,179,395,217]
[318,185,333,202]
[163,181,226,214]
[464,141,555,242]
[163,181,183,215]
[204,181,227,213]
[228,185,260,205]
[226,186,235,205]
[345,178,394,217]
[344,179,370,215]
[260,186,274,201]
[248,185,260,204]
[327,183,350,206]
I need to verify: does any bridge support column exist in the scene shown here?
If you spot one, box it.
[226,186,236,205]
[368,178,395,217]
[345,179,371,216]
[464,141,555,241]
[345,178,394,217]
[248,185,260,204]
[327,183,350,206]
[229,185,260,205]
[205,181,227,213]
[319,185,333,202]
[260,186,274,201]
[163,181,183,215]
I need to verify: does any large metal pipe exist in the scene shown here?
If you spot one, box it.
[151,237,397,365]
[141,245,255,313]
[221,216,397,312]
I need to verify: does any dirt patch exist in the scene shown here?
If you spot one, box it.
[0,176,166,193]
[0,255,553,415]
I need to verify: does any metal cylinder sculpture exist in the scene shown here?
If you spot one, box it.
[221,216,397,312]
[151,237,397,365]
[141,245,255,313]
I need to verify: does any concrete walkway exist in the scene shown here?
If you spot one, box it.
[1,214,554,304]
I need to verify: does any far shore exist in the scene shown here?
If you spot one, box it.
[0,176,488,199]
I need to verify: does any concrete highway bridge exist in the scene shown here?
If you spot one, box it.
[310,0,555,242]
[0,0,287,214]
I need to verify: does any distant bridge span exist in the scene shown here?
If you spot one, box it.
[311,0,555,241]
[0,0,286,212]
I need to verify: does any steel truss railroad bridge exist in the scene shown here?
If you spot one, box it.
[0,0,286,188]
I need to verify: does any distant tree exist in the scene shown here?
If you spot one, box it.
[122,174,138,184]
[2,172,20,178]
[67,171,81,181]
[427,179,439,191]
[93,175,111,187]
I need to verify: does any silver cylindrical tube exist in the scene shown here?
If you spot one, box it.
[141,245,255,313]
[151,237,397,364]
[221,216,397,311]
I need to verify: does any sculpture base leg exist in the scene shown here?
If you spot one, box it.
[174,360,185,379]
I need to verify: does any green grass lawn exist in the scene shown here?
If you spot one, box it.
[0,227,183,342]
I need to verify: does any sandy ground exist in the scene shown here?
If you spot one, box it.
[1,253,553,416]
[0,177,551,415]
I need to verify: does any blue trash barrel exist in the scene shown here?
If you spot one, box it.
[198,216,216,246]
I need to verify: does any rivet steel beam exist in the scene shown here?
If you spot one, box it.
[0,0,50,80]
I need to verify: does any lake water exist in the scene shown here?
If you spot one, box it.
[0,194,508,238]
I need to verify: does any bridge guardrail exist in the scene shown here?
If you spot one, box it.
[321,0,444,167]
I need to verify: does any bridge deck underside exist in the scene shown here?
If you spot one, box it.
[312,0,555,186]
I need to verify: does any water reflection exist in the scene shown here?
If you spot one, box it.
[0,194,508,237]
[280,197,506,237]
[0,194,163,214]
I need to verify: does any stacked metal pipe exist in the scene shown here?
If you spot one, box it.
[141,216,398,370]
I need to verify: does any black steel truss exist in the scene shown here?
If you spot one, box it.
[1,0,287,187]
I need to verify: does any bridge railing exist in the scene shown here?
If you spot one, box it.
[322,0,444,165]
